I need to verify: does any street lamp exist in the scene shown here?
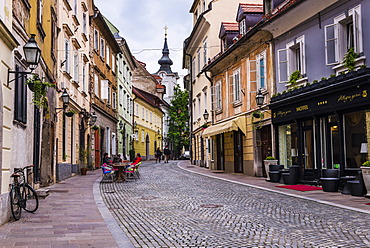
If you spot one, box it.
[7,34,42,86]
[61,88,70,107]
[89,112,97,126]
[203,109,209,122]
[23,34,41,71]
[256,89,264,106]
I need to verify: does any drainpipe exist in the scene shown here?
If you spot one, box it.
[184,52,194,164]
[203,71,214,125]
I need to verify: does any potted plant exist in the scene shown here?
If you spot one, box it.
[361,161,370,197]
[26,75,55,111]
[64,110,76,117]
[80,167,88,175]
[263,156,278,181]
[92,125,99,131]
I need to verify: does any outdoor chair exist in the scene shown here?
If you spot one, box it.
[320,169,340,192]
[101,165,116,183]
[125,162,142,180]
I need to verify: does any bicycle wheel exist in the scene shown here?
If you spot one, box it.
[22,183,39,213]
[10,186,22,220]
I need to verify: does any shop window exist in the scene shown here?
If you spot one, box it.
[278,123,298,167]
[344,111,368,168]
[325,4,362,65]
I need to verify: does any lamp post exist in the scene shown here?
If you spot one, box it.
[203,109,209,122]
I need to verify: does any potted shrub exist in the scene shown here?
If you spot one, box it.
[80,167,88,175]
[361,161,370,197]
[264,156,278,181]
[26,75,55,111]
[64,110,75,117]
[92,125,99,131]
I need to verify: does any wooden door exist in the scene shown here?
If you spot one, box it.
[94,130,100,168]
[234,130,244,173]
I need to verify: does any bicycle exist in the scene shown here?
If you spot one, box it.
[9,165,39,220]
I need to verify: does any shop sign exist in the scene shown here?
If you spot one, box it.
[272,84,370,123]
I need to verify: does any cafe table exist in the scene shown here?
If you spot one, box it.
[113,161,129,182]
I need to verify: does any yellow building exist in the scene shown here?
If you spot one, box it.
[133,87,164,160]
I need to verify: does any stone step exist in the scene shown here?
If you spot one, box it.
[36,188,50,199]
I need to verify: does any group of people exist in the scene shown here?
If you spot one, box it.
[102,153,142,173]
[155,146,171,163]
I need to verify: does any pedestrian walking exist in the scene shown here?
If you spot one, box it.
[155,148,162,163]
[163,146,171,163]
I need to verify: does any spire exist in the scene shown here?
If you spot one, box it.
[156,26,173,74]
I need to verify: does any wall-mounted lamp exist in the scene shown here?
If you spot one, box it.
[55,88,70,113]
[119,121,124,130]
[203,109,209,122]
[89,112,97,126]
[7,34,41,86]
[256,89,264,107]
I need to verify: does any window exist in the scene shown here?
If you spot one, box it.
[126,95,130,113]
[135,103,138,116]
[107,87,111,105]
[203,90,207,110]
[278,35,306,83]
[142,107,144,119]
[257,51,266,89]
[197,96,201,119]
[123,90,126,109]
[141,130,145,142]
[73,0,77,16]
[101,80,109,100]
[130,99,133,116]
[325,5,363,65]
[230,69,241,103]
[191,58,196,80]
[82,64,86,92]
[239,19,246,35]
[14,65,27,123]
[211,83,222,111]
[112,92,116,109]
[150,112,152,123]
[119,87,123,106]
[203,40,207,65]
[94,73,99,96]
[73,50,79,82]
[37,0,43,24]
[64,39,70,73]
[82,13,86,34]
[100,38,105,58]
[146,110,148,121]
[106,47,110,66]
[197,49,201,73]
[193,101,196,120]
[94,29,99,50]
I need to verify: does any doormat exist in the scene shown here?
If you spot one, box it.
[276,185,323,191]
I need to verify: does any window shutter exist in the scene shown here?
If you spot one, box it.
[210,85,216,111]
[250,60,257,89]
[94,74,99,96]
[353,8,362,53]
[278,48,288,83]
[298,38,306,75]
[229,75,234,103]
[217,83,222,109]
[234,71,240,102]
[324,24,338,65]
[74,51,79,82]
[101,80,108,99]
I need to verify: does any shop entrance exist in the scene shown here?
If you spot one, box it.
[216,134,225,170]
[302,120,315,180]
[261,125,272,177]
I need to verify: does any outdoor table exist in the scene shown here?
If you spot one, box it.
[113,162,129,182]
[340,176,357,195]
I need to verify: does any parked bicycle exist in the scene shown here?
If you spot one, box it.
[9,165,39,220]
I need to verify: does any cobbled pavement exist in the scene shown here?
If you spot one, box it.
[100,161,370,248]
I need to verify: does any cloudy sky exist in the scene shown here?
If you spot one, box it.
[94,0,194,79]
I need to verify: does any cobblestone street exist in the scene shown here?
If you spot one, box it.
[101,161,370,248]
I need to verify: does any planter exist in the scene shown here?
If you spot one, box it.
[263,159,278,181]
[27,82,46,92]
[80,167,88,175]
[360,166,370,197]
[65,112,74,117]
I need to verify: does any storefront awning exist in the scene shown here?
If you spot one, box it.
[202,116,247,137]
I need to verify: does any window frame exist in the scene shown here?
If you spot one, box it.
[256,51,267,90]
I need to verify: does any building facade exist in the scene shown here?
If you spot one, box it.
[183,0,263,168]
[203,3,274,176]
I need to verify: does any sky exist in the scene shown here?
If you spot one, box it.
[94,0,194,81]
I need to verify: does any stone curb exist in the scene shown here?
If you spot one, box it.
[93,176,135,248]
[177,162,370,215]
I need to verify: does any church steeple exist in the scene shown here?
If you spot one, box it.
[157,26,173,74]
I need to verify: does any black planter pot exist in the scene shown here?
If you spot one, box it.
[253,112,261,118]
[28,82,46,92]
[65,112,74,117]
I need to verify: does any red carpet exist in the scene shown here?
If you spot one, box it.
[365,203,370,205]
[276,185,323,191]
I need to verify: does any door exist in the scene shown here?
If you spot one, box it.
[234,130,244,173]
[200,137,205,167]
[94,130,100,168]
[261,125,272,177]
[302,120,315,179]
[146,134,150,160]
[33,107,41,183]
[216,134,224,170]
[79,120,86,165]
